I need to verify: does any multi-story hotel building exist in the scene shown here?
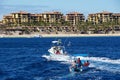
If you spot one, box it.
[3,11,31,26]
[2,11,120,28]
[88,11,113,24]
[0,19,5,27]
[30,14,43,23]
[11,11,31,26]
[41,11,63,24]
[3,15,13,26]
[87,13,96,24]
[66,12,85,26]
[112,13,120,24]
[3,11,63,26]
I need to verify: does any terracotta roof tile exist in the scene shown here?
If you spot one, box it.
[11,11,30,14]
[112,13,120,16]
[3,15,13,18]
[88,14,95,16]
[96,11,112,14]
[42,11,62,14]
[66,12,83,15]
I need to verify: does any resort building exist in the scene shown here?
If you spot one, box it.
[2,10,120,33]
[3,11,31,26]
[11,11,31,26]
[0,20,4,27]
[41,11,63,24]
[112,13,120,24]
[88,11,113,24]
[66,12,85,26]
[2,11,64,33]
[87,13,96,24]
[3,15,13,26]
[30,14,43,24]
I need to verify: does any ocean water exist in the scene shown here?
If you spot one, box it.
[0,37,120,80]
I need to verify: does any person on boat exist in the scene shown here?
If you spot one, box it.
[83,60,90,67]
[71,60,78,71]
[77,58,82,67]
[71,60,77,68]
[56,50,60,54]
[53,46,60,54]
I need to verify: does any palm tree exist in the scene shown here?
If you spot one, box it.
[76,21,89,34]
[93,23,101,33]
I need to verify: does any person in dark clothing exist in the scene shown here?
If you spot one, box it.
[77,58,82,67]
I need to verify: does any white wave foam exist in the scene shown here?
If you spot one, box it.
[42,54,120,64]
[42,54,73,62]
[77,56,120,73]
[77,56,120,64]
[42,54,120,73]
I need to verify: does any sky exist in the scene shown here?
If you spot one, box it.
[0,0,120,20]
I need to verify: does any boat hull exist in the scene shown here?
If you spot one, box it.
[69,66,89,73]
[49,53,72,61]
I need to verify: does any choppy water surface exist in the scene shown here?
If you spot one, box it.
[0,37,120,80]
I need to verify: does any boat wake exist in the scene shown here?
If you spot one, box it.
[42,54,120,73]
[79,56,120,73]
[42,54,120,64]
[79,56,120,64]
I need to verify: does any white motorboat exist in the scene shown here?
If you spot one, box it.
[47,39,72,61]
[48,39,67,55]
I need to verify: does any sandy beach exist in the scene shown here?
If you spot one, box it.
[1,33,120,38]
[42,33,120,37]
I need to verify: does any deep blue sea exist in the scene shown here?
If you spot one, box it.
[0,37,120,80]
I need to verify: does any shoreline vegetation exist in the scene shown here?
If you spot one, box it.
[1,24,120,38]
